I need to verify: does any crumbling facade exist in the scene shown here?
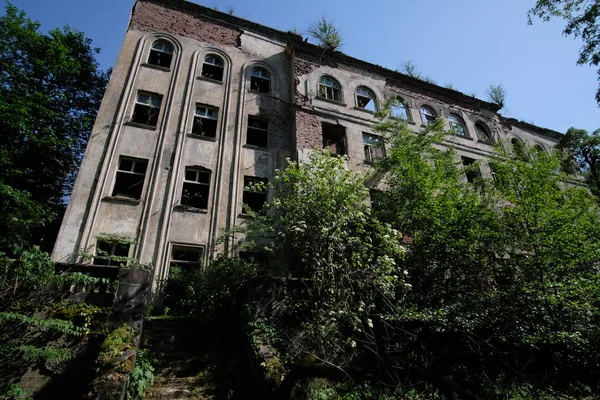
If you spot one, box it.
[52,0,562,287]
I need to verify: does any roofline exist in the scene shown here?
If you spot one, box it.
[133,0,564,140]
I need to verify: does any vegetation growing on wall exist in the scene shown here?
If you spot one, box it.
[307,17,343,50]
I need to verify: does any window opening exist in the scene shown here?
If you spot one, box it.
[148,40,173,68]
[420,105,437,126]
[192,105,218,138]
[391,97,409,120]
[356,87,376,111]
[363,133,385,163]
[250,67,270,93]
[322,122,346,155]
[93,240,130,266]
[461,156,481,183]
[170,245,203,270]
[246,116,269,148]
[243,176,268,214]
[475,122,493,143]
[369,189,383,213]
[449,114,467,136]
[201,54,224,81]
[112,157,148,199]
[132,92,162,127]
[318,76,342,102]
[181,167,210,210]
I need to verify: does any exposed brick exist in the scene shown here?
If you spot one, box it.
[294,109,322,150]
[130,0,242,47]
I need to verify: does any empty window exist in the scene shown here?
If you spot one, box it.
[112,157,148,199]
[369,189,383,212]
[511,137,524,153]
[250,67,270,93]
[534,144,546,153]
[243,176,268,214]
[201,54,224,81]
[318,76,342,102]
[148,40,174,68]
[461,156,481,183]
[355,87,376,111]
[93,240,130,266]
[475,122,493,143]
[132,92,162,127]
[322,122,346,155]
[391,97,409,120]
[181,167,210,210]
[170,245,203,269]
[448,114,467,136]
[363,133,385,163]
[192,105,218,138]
[246,116,269,148]
[420,105,437,126]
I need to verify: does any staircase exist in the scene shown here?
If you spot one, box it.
[141,318,211,399]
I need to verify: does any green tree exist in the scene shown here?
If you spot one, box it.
[0,3,109,250]
[556,126,600,196]
[307,17,343,50]
[528,0,600,104]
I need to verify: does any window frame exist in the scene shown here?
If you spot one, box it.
[147,40,174,69]
[112,156,148,200]
[420,105,437,126]
[246,115,269,148]
[131,92,163,128]
[191,104,219,138]
[201,54,225,82]
[93,240,130,266]
[170,244,204,270]
[475,122,494,143]
[448,114,468,137]
[355,86,377,111]
[250,67,271,93]
[391,96,410,121]
[362,132,385,163]
[242,176,268,215]
[461,156,481,183]
[180,167,211,210]
[318,75,343,102]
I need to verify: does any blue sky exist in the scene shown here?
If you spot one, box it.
[5,0,599,133]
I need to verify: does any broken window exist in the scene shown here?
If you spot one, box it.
[250,67,270,93]
[93,240,130,266]
[391,96,409,120]
[363,133,385,163]
[322,122,346,155]
[355,86,376,111]
[448,114,467,136]
[170,245,203,269]
[131,92,162,127]
[192,105,218,138]
[318,76,342,102]
[511,137,525,154]
[475,122,493,143]
[112,157,148,199]
[243,176,268,214]
[201,54,224,81]
[147,40,173,68]
[420,105,437,126]
[181,167,210,210]
[246,116,269,148]
[461,156,481,183]
[369,189,383,213]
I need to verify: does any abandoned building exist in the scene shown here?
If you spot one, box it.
[51,0,562,288]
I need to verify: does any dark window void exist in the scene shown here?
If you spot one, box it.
[250,67,270,93]
[148,41,173,68]
[201,55,224,81]
[475,122,493,143]
[369,189,383,213]
[246,116,269,148]
[461,156,481,183]
[363,133,385,163]
[181,167,210,210]
[192,106,218,138]
[132,93,162,127]
[112,157,148,199]
[322,122,346,155]
[170,245,203,269]
[93,240,130,266]
[243,176,267,214]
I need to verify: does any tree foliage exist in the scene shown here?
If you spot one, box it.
[307,17,343,50]
[0,3,109,250]
[529,0,600,105]
[557,126,600,195]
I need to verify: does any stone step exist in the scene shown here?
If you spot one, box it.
[144,377,211,399]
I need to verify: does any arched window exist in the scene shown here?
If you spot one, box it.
[391,96,409,120]
[420,105,436,126]
[318,76,342,102]
[201,54,224,81]
[148,40,174,68]
[475,122,493,143]
[355,86,376,111]
[534,144,546,153]
[250,67,271,93]
[511,137,524,154]
[448,114,467,136]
